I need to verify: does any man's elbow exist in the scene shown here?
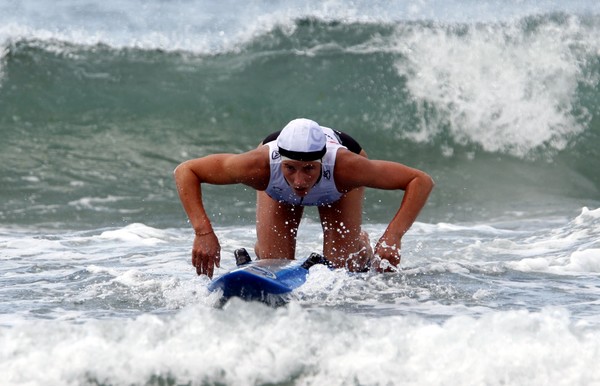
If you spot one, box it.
[420,172,435,195]
[173,161,191,181]
[173,163,182,179]
[426,173,435,190]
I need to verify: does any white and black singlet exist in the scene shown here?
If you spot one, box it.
[262,126,363,206]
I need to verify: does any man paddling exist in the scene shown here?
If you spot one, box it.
[174,118,434,278]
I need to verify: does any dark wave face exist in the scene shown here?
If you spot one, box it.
[1,9,599,229]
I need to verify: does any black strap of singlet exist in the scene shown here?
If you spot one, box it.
[334,130,362,155]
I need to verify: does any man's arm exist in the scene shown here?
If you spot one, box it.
[173,149,268,277]
[336,151,434,267]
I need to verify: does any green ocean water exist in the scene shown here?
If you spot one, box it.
[1,16,599,229]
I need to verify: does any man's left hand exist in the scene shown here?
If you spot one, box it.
[374,235,401,272]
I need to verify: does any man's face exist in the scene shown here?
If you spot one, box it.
[280,159,322,197]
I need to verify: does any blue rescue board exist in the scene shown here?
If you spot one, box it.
[208,249,328,305]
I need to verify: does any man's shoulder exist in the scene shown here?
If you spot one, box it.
[333,149,371,186]
[228,146,271,187]
[334,148,367,166]
[230,146,267,168]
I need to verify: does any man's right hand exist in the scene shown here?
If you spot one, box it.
[192,231,221,278]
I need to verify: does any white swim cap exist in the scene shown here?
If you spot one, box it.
[277,118,326,161]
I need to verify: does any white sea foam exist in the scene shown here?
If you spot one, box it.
[2,209,600,383]
[393,16,600,157]
[1,1,598,54]
[1,303,599,386]
[97,222,168,245]
[0,1,388,55]
[498,207,600,275]
[559,249,600,273]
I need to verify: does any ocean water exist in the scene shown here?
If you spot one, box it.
[1,1,600,385]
